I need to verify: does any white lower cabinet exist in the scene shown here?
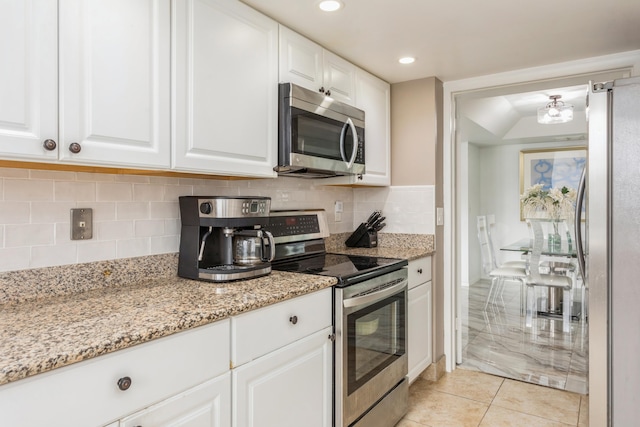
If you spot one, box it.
[233,326,333,427]
[407,257,433,383]
[119,373,231,427]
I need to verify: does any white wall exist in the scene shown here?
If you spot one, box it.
[463,140,585,282]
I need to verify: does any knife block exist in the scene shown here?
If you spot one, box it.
[345,224,378,248]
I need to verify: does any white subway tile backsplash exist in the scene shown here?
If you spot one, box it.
[149,201,179,219]
[4,179,54,201]
[0,247,30,271]
[117,237,150,258]
[77,240,117,263]
[150,235,180,254]
[5,223,55,247]
[0,168,416,272]
[96,220,134,240]
[54,181,96,201]
[0,202,30,224]
[116,202,150,220]
[135,219,166,237]
[97,182,133,201]
[30,202,76,223]
[31,244,78,269]
[133,184,165,201]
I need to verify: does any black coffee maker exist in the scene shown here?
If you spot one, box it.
[178,196,274,282]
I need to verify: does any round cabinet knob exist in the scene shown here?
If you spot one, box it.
[357,174,363,181]
[289,315,298,325]
[68,142,82,154]
[200,202,212,215]
[417,268,423,274]
[43,139,57,151]
[319,87,325,94]
[326,90,331,97]
[117,376,132,391]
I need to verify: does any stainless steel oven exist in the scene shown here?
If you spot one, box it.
[266,210,409,427]
[335,268,408,427]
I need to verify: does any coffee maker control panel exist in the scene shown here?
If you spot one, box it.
[195,197,270,219]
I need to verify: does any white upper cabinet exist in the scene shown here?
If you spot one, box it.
[58,0,171,168]
[355,69,391,186]
[0,0,58,161]
[279,26,356,105]
[172,0,278,178]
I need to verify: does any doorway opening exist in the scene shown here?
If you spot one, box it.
[452,68,630,394]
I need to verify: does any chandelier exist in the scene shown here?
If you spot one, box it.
[537,95,573,124]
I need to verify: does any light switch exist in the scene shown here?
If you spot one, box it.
[436,207,444,226]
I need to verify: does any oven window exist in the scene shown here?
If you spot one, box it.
[347,292,406,395]
[291,109,356,161]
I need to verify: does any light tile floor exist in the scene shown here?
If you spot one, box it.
[397,369,589,427]
[458,280,588,394]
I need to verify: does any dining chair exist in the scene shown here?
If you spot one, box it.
[477,215,527,310]
[524,219,574,332]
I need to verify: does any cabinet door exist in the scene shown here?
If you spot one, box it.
[120,374,231,427]
[279,25,324,92]
[233,327,332,427]
[0,0,58,161]
[355,70,390,186]
[58,0,171,168]
[322,50,356,105]
[408,281,433,383]
[173,0,278,177]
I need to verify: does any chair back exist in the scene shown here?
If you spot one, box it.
[526,219,545,283]
[477,215,498,274]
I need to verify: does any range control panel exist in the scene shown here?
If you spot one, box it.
[267,210,330,244]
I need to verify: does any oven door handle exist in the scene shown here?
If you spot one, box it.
[343,279,407,309]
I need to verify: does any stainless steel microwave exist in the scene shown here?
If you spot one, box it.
[275,83,365,178]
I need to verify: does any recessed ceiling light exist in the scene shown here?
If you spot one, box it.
[399,57,415,65]
[318,0,343,12]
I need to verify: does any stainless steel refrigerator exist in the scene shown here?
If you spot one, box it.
[583,76,640,426]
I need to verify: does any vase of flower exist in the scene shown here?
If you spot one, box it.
[520,184,577,252]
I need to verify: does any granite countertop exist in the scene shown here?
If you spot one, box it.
[0,232,434,387]
[0,268,336,386]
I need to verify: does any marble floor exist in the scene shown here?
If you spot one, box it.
[458,279,588,394]
[397,369,589,426]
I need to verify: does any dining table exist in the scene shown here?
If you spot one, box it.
[501,238,580,318]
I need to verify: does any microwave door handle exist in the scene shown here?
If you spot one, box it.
[339,118,358,169]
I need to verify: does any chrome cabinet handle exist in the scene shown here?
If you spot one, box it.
[43,139,57,151]
[289,315,298,325]
[68,142,82,154]
[117,376,132,391]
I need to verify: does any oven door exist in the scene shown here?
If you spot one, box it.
[336,268,408,427]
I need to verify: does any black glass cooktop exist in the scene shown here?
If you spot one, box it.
[272,253,407,287]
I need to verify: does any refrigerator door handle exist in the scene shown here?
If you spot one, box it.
[575,166,587,282]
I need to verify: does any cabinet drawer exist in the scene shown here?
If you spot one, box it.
[232,288,332,367]
[0,320,230,427]
[408,257,432,289]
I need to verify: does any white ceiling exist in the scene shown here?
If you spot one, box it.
[240,0,640,145]
[240,0,640,84]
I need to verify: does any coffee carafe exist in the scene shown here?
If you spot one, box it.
[178,196,273,282]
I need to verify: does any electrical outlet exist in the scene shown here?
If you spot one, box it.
[71,208,93,240]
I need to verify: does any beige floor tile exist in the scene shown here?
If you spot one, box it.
[431,369,504,404]
[396,418,430,427]
[404,384,489,427]
[578,395,589,427]
[479,406,574,427]
[492,379,581,425]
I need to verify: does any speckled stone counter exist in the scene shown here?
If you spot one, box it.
[0,232,431,387]
[0,258,336,386]
[326,232,435,260]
